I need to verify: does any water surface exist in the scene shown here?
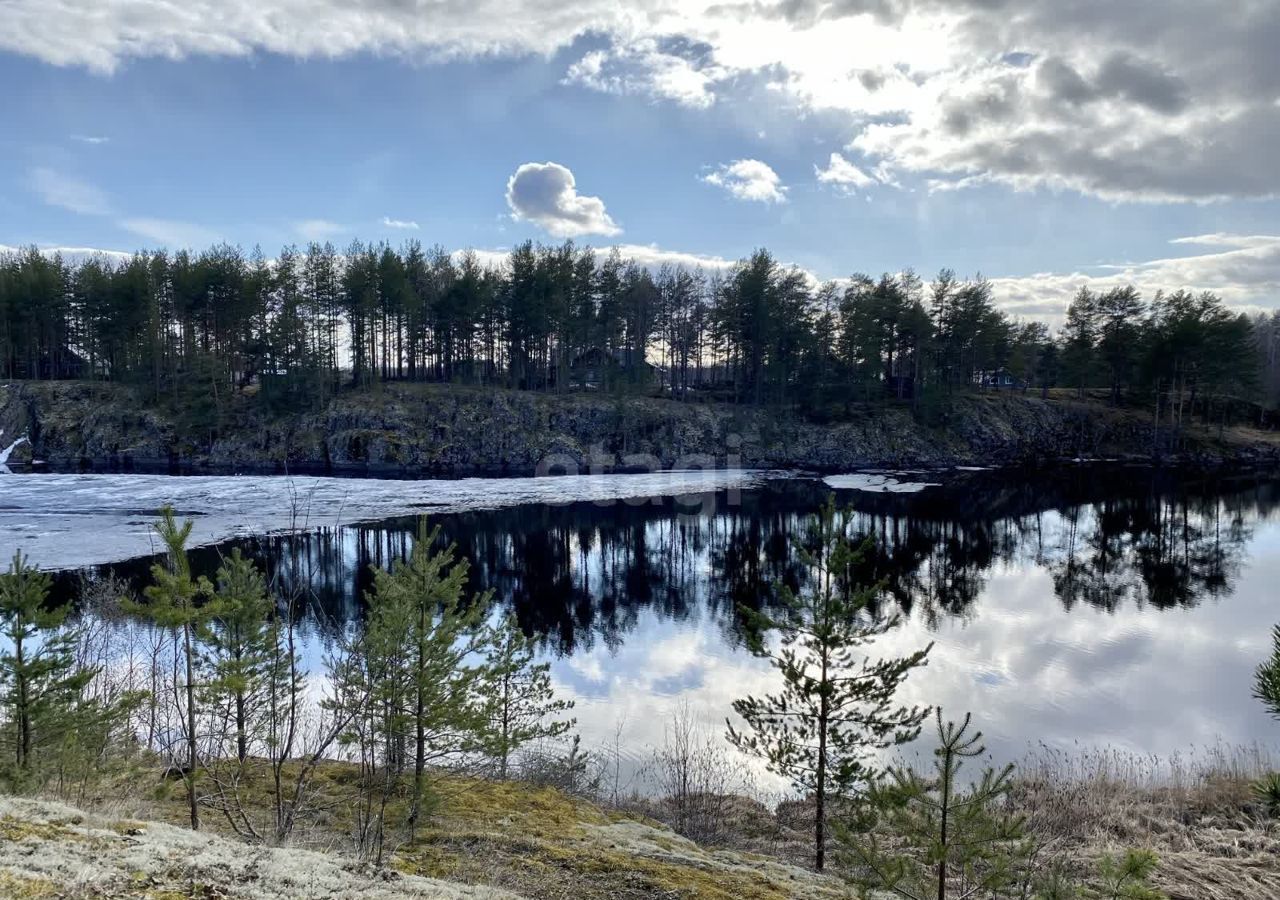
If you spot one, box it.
[25,466,1280,788]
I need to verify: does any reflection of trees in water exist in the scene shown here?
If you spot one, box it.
[58,471,1279,654]
[1049,490,1252,612]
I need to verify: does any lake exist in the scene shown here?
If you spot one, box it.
[8,464,1280,792]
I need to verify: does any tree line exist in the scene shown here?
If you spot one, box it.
[1,241,1272,425]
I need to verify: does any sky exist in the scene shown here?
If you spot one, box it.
[2,0,1279,324]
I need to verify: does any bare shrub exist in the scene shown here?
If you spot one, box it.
[643,701,754,845]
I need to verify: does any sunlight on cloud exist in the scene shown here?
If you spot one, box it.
[5,1,1279,203]
[814,152,877,194]
[702,159,787,204]
[506,161,621,238]
[990,234,1280,325]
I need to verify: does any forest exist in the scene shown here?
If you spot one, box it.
[0,240,1273,428]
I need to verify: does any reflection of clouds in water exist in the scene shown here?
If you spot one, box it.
[61,473,1280,797]
[545,514,1280,794]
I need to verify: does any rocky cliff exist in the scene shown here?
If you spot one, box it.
[2,380,1276,475]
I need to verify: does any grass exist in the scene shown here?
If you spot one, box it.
[11,742,1280,900]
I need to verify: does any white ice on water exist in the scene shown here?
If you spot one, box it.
[822,472,941,493]
[0,469,770,571]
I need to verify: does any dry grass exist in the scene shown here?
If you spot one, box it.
[1012,743,1280,900]
[10,743,1280,899]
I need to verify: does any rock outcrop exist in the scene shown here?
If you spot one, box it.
[2,380,1276,475]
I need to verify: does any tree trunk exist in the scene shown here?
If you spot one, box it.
[184,621,200,830]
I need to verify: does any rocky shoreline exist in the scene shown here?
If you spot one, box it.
[3,380,1278,477]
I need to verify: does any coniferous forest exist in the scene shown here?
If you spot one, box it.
[1,241,1272,428]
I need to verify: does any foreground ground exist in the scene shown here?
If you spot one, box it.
[3,756,1279,900]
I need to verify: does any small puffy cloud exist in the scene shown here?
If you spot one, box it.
[702,159,787,204]
[71,134,110,145]
[815,152,877,194]
[380,216,420,230]
[506,162,621,238]
[30,167,111,215]
[295,219,345,241]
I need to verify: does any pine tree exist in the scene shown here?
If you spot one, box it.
[481,613,575,779]
[200,549,273,763]
[336,518,495,850]
[130,507,214,830]
[0,552,96,779]
[1254,624,1280,720]
[842,711,1031,899]
[727,497,932,871]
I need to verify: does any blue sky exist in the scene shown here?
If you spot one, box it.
[3,0,1279,322]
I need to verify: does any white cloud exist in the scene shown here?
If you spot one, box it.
[815,152,877,194]
[990,234,1280,326]
[120,218,222,249]
[612,243,735,272]
[563,38,724,108]
[0,243,131,263]
[29,167,111,215]
[295,219,345,241]
[6,0,1271,203]
[380,216,420,230]
[506,162,621,238]
[70,134,110,144]
[702,159,787,204]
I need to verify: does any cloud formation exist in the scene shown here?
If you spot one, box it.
[506,162,621,238]
[702,159,787,203]
[815,152,876,194]
[380,216,420,230]
[563,38,724,108]
[121,217,222,249]
[30,167,111,215]
[990,234,1280,325]
[8,0,1275,203]
[295,219,345,241]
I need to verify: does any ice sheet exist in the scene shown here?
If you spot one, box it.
[0,469,769,570]
[822,472,941,493]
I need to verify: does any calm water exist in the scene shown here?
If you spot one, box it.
[46,467,1280,788]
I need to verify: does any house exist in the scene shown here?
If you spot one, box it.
[974,367,1027,391]
[568,347,668,390]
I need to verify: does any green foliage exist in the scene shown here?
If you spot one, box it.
[727,496,932,870]
[6,235,1274,425]
[842,710,1031,900]
[0,552,135,789]
[1253,623,1280,721]
[1250,771,1280,817]
[1088,850,1166,900]
[481,613,575,779]
[329,518,500,853]
[127,507,215,829]
[199,549,274,762]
